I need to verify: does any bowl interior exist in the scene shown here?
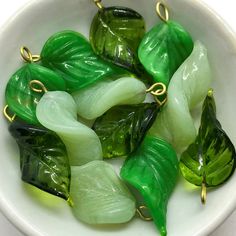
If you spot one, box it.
[1,0,236,236]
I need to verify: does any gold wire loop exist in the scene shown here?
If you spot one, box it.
[136,206,153,221]
[3,105,16,123]
[67,196,74,207]
[207,88,213,97]
[146,82,167,106]
[93,0,104,10]
[29,80,48,93]
[201,181,207,205]
[20,46,41,63]
[156,2,169,22]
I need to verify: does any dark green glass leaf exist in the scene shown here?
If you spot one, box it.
[9,120,71,200]
[93,103,158,159]
[138,20,194,87]
[41,30,128,92]
[180,92,236,187]
[120,135,179,236]
[5,63,66,125]
[90,7,145,73]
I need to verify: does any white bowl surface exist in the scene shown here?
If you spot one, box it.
[0,0,236,235]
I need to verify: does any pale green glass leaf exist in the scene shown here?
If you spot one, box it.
[72,77,146,120]
[149,41,212,152]
[36,91,102,166]
[70,161,136,224]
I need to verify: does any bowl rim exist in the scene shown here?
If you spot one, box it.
[0,0,236,235]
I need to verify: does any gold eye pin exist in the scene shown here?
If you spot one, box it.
[93,0,104,10]
[29,80,48,93]
[146,82,167,106]
[20,46,41,63]
[136,205,153,221]
[3,105,16,123]
[156,1,169,22]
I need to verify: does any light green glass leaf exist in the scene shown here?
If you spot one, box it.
[149,41,212,152]
[90,7,145,73]
[138,20,194,87]
[70,161,136,224]
[41,30,128,92]
[180,92,236,188]
[9,120,70,200]
[120,136,179,236]
[5,63,66,124]
[36,91,102,166]
[72,77,146,120]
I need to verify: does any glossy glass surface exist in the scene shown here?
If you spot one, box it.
[121,136,178,236]
[5,63,66,124]
[41,30,128,92]
[138,20,194,87]
[149,41,212,152]
[90,7,145,73]
[93,103,158,158]
[180,92,236,187]
[72,77,147,120]
[36,91,102,166]
[70,161,136,224]
[9,120,70,200]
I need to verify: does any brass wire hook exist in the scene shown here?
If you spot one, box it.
[201,181,207,205]
[20,46,41,63]
[156,2,169,22]
[3,105,16,123]
[93,0,104,10]
[136,205,153,221]
[201,173,207,205]
[146,82,167,106]
[29,80,48,93]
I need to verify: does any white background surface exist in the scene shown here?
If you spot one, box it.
[0,0,235,235]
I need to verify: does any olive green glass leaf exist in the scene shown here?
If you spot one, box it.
[41,30,128,92]
[120,135,179,236]
[138,20,194,87]
[90,7,145,73]
[9,120,71,200]
[5,63,66,125]
[93,103,159,159]
[180,91,236,190]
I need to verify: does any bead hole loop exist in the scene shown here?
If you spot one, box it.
[156,2,169,22]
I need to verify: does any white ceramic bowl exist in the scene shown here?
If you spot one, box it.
[1,0,236,235]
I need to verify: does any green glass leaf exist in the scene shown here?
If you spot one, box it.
[120,136,179,236]
[41,30,128,92]
[90,7,145,73]
[70,161,136,224]
[36,91,102,166]
[180,92,236,188]
[72,77,146,120]
[9,120,70,200]
[93,103,158,159]
[5,63,66,124]
[138,20,194,87]
[149,41,212,151]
